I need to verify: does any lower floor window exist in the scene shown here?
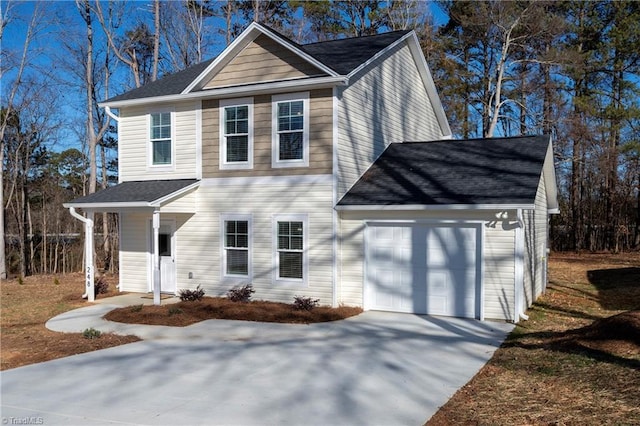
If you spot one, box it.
[277,220,303,279]
[224,220,248,276]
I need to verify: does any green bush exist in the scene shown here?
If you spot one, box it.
[82,328,102,339]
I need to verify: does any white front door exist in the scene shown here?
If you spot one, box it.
[154,221,176,294]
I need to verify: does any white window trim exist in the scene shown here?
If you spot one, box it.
[220,214,252,283]
[147,108,176,171]
[220,97,254,170]
[272,214,308,286]
[271,92,309,168]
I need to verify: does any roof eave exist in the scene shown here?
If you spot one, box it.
[335,203,535,211]
[63,201,153,209]
[99,76,348,108]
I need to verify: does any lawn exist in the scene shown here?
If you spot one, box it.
[0,273,140,371]
[428,252,640,425]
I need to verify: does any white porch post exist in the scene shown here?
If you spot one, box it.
[69,207,95,301]
[152,209,161,305]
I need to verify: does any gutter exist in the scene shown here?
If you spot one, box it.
[104,106,120,122]
[515,209,529,321]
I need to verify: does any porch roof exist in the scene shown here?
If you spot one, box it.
[63,179,199,210]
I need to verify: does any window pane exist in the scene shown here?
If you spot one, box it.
[153,140,171,164]
[279,132,303,160]
[278,103,290,117]
[290,116,303,130]
[226,221,236,234]
[278,236,289,250]
[225,107,236,121]
[291,236,303,250]
[290,222,303,235]
[279,252,302,279]
[226,234,236,248]
[278,117,290,131]
[227,249,248,275]
[235,106,248,120]
[236,119,248,134]
[290,101,303,116]
[227,136,248,162]
[236,234,248,248]
[278,222,289,236]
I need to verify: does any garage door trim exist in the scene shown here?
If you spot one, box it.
[364,220,484,320]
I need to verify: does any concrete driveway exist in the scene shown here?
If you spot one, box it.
[1,308,513,425]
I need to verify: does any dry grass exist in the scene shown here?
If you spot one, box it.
[1,273,140,371]
[105,297,363,326]
[428,252,640,425]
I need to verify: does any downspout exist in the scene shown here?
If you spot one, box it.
[69,207,95,301]
[514,209,528,321]
[104,106,120,123]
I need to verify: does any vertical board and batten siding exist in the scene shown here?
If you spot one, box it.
[338,210,517,320]
[119,101,198,181]
[202,89,333,178]
[119,212,150,293]
[172,182,334,305]
[336,42,444,199]
[204,34,325,89]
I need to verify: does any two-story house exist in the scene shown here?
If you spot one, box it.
[65,22,558,322]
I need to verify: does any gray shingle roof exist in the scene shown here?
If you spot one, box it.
[103,27,409,104]
[337,135,550,207]
[66,179,198,205]
[104,59,214,103]
[301,30,410,75]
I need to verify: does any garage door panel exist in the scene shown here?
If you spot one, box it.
[367,224,479,318]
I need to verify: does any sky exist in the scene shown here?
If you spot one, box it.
[2,1,449,154]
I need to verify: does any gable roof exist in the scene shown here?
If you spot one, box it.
[337,135,555,209]
[105,59,214,104]
[63,179,199,209]
[102,24,411,105]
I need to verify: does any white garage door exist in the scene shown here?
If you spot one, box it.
[366,224,479,318]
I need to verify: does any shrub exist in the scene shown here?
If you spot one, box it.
[82,328,102,339]
[94,277,109,297]
[227,284,255,303]
[130,304,144,313]
[168,306,183,316]
[53,277,60,285]
[179,285,205,302]
[293,296,320,311]
[17,276,24,285]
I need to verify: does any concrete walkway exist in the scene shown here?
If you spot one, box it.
[1,297,514,425]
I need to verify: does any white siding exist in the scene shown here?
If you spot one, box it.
[336,42,444,198]
[484,223,516,320]
[119,212,150,293]
[523,174,548,308]
[338,210,517,320]
[119,101,198,181]
[171,179,335,305]
[159,189,197,213]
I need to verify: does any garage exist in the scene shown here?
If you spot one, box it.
[365,223,480,318]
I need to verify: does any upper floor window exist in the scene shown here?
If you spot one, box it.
[272,92,309,168]
[220,98,253,170]
[150,112,172,166]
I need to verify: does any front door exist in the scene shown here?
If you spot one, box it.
[153,221,176,294]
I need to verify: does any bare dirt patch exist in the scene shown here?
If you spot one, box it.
[427,252,640,425]
[1,273,140,371]
[105,297,363,326]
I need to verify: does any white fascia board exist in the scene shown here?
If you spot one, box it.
[99,76,347,109]
[183,22,339,95]
[150,181,201,206]
[335,203,535,211]
[63,202,153,210]
[543,136,560,212]
[406,32,452,138]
